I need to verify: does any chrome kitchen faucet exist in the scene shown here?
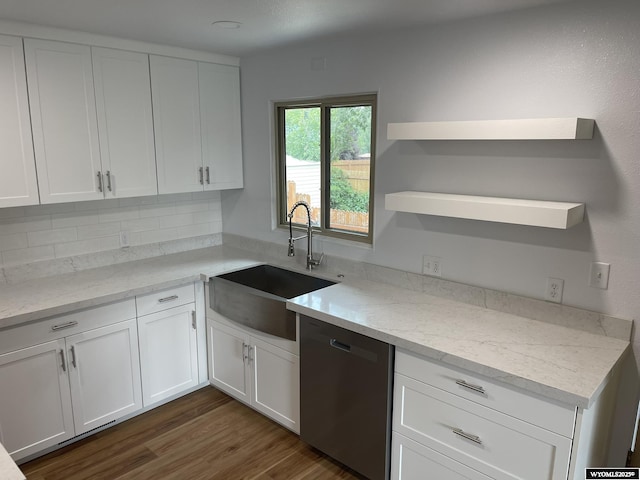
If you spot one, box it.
[287,201,323,270]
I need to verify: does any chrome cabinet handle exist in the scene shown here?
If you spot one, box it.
[97,171,103,192]
[205,166,210,184]
[452,428,482,445]
[106,171,112,191]
[455,379,486,395]
[158,295,179,303]
[51,320,78,331]
[199,167,204,185]
[70,346,77,369]
[248,345,254,364]
[60,350,67,372]
[242,342,248,362]
[191,311,197,330]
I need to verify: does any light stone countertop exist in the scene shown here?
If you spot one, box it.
[0,244,630,409]
[0,442,25,480]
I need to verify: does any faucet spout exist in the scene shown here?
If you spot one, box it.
[287,201,323,270]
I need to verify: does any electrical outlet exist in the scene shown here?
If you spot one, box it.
[589,262,610,289]
[545,277,564,303]
[119,231,130,248]
[423,255,442,277]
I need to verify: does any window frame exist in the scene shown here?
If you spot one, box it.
[275,93,377,244]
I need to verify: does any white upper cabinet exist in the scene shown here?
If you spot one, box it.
[199,62,243,190]
[151,55,243,194]
[0,35,39,207]
[92,47,158,198]
[24,39,104,204]
[150,55,204,194]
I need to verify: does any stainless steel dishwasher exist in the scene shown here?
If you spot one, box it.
[300,315,394,480]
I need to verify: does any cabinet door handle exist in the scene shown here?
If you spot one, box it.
[452,428,482,445]
[97,171,103,192]
[455,379,486,395]
[242,342,249,362]
[248,345,254,364]
[191,311,197,330]
[70,346,77,369]
[205,166,210,184]
[158,295,179,303]
[51,320,78,331]
[199,167,204,185]
[60,350,67,372]
[106,171,112,192]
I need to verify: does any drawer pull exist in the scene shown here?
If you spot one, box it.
[455,379,486,395]
[51,320,79,331]
[158,295,179,303]
[452,428,482,445]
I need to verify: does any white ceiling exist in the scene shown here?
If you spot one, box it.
[0,0,575,57]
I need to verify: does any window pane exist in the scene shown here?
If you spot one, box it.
[328,105,371,234]
[284,107,321,226]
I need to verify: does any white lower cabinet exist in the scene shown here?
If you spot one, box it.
[207,318,300,433]
[0,339,74,460]
[392,349,574,480]
[0,299,141,462]
[66,319,142,435]
[137,304,199,407]
[392,433,491,480]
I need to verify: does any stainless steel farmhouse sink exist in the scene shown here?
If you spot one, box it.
[209,264,336,340]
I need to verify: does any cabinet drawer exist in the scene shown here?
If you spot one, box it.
[136,283,195,316]
[396,349,575,438]
[392,432,491,480]
[0,299,136,354]
[394,374,572,480]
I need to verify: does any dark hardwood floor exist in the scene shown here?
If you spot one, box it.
[20,387,360,480]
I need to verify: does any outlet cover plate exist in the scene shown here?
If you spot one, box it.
[423,255,442,277]
[545,277,564,303]
[589,262,610,289]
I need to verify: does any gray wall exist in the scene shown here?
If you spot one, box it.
[224,0,640,363]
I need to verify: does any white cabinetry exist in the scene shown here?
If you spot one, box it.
[24,39,103,204]
[136,284,201,407]
[92,47,157,198]
[66,319,142,435]
[151,55,243,194]
[207,316,300,433]
[392,349,575,480]
[0,34,39,207]
[0,299,141,462]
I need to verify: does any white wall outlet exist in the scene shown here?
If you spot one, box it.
[423,255,442,277]
[119,231,130,248]
[545,277,564,303]
[589,262,610,289]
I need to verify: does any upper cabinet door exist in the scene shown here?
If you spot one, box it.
[92,47,157,199]
[24,39,103,204]
[0,35,39,208]
[150,55,203,194]
[199,62,243,190]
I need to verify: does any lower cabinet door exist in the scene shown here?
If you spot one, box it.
[0,339,74,461]
[67,319,142,435]
[208,319,251,404]
[250,336,300,433]
[138,304,199,407]
[392,433,491,480]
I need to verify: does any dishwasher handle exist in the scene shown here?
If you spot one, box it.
[329,338,351,353]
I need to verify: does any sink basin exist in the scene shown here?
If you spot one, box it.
[209,264,336,340]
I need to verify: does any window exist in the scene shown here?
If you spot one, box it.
[275,94,376,243]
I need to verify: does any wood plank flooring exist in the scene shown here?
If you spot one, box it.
[20,387,361,480]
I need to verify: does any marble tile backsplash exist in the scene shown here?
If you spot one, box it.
[223,233,633,341]
[0,191,223,283]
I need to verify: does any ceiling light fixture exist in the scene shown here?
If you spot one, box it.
[211,20,242,29]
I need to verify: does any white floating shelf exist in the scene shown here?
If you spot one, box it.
[385,191,585,229]
[387,118,594,140]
